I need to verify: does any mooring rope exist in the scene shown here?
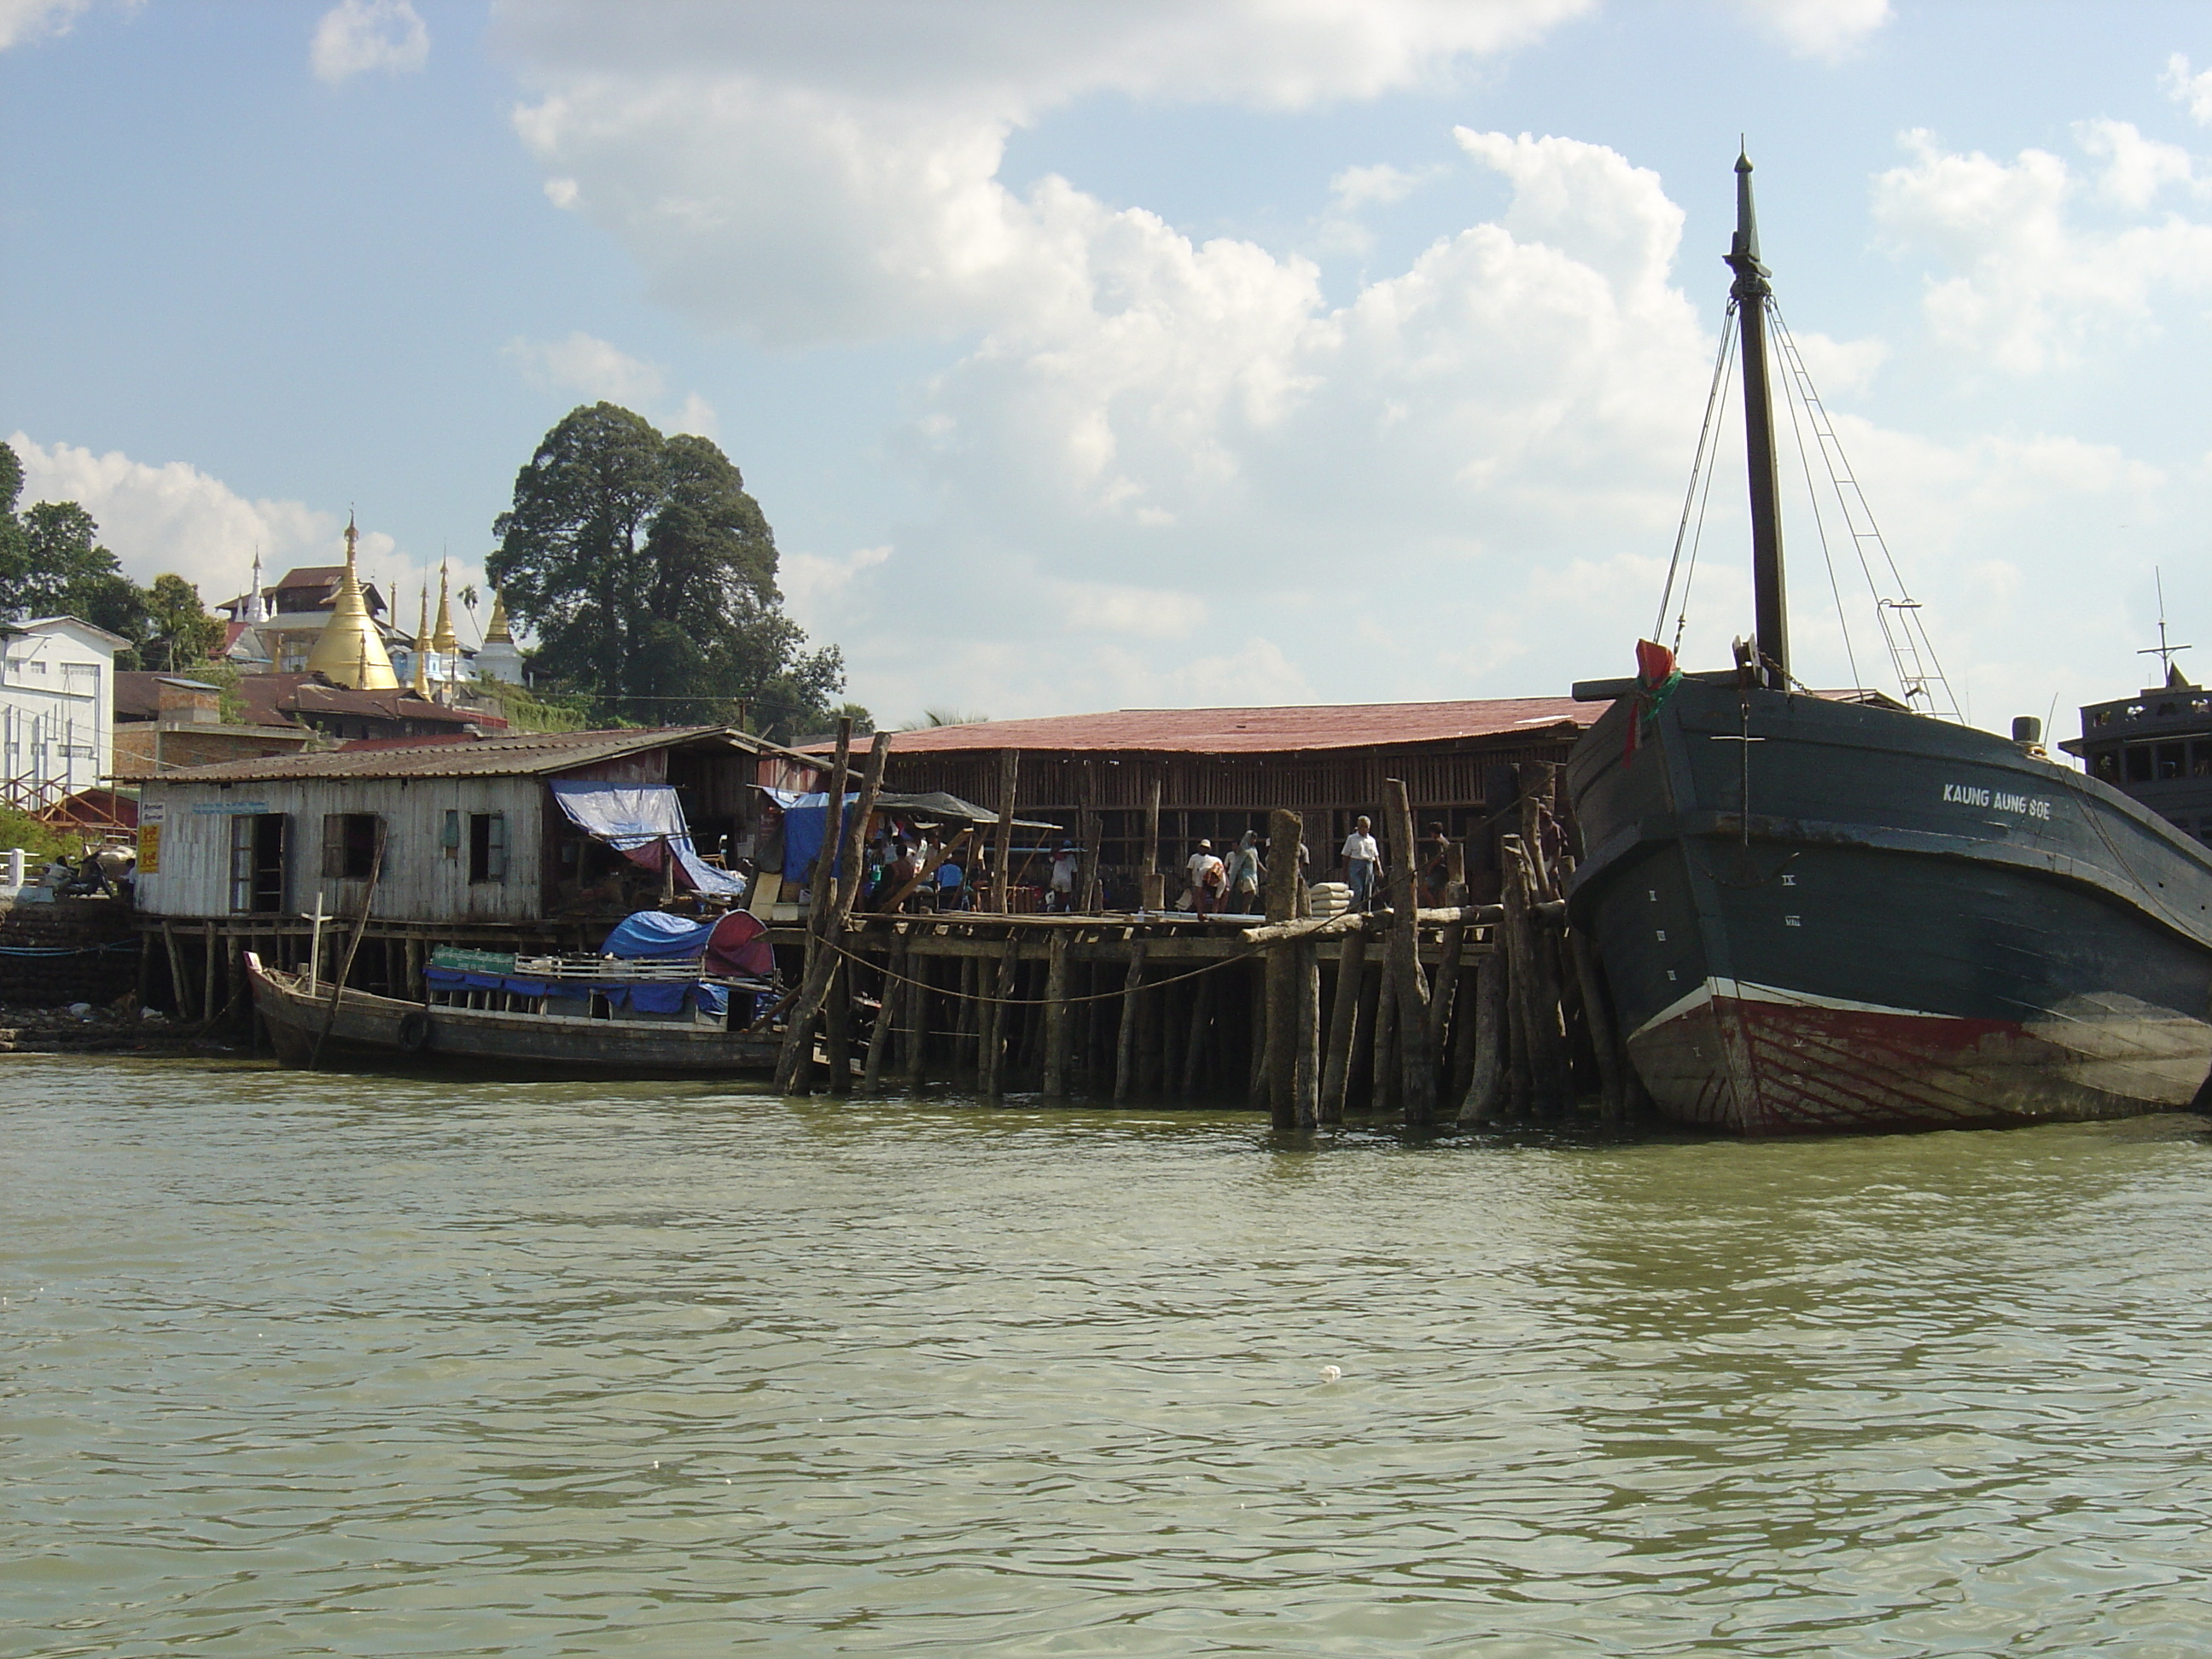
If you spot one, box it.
[814,928,1274,1008]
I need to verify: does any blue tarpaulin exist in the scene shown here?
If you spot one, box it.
[600,911,716,958]
[551,782,748,898]
[424,966,729,1018]
[767,789,854,886]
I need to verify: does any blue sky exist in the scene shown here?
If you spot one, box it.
[8,0,2212,735]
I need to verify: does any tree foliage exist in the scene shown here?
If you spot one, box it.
[144,573,225,672]
[489,404,849,739]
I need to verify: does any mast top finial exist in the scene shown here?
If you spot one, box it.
[1726,142,1768,294]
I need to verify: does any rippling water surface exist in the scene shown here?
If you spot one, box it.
[8,1057,2212,1656]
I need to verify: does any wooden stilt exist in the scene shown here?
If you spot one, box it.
[1459,951,1507,1124]
[1348,961,1379,1115]
[957,955,979,1081]
[1179,969,1213,1098]
[777,725,888,1095]
[1141,775,1164,911]
[1138,963,1164,1097]
[861,939,901,1095]
[201,922,218,1030]
[1043,930,1073,1098]
[823,961,852,1094]
[984,934,1019,1097]
[1114,942,1147,1102]
[161,922,189,1019]
[904,948,929,1090]
[1382,779,1435,1126]
[1447,946,1483,1106]
[1370,971,1398,1116]
[991,750,1019,913]
[1319,929,1365,1124]
[1293,937,1321,1131]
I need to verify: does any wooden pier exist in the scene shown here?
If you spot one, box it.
[773,732,1635,1128]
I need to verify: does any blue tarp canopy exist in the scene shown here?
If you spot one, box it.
[764,788,1052,886]
[550,782,747,898]
[600,910,716,958]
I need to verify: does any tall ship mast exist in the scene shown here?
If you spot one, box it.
[1564,152,2212,1133]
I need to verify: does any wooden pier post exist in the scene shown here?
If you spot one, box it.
[1382,779,1435,1126]
[1370,971,1398,1115]
[1114,940,1147,1102]
[983,933,1019,1097]
[1320,928,1366,1124]
[1179,968,1214,1097]
[1261,808,1304,1132]
[860,936,902,1095]
[1043,929,1073,1099]
[992,749,1019,913]
[1348,958,1380,1115]
[824,960,852,1093]
[1141,774,1164,911]
[1570,926,1627,1127]
[904,951,929,1090]
[1458,952,1507,1124]
[775,729,888,1095]
[804,719,853,951]
[1294,937,1322,1132]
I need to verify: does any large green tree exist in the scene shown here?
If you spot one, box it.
[144,573,225,672]
[489,404,852,737]
[0,446,154,666]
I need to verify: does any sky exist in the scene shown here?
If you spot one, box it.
[7,1,2212,738]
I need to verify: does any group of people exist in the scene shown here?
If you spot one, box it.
[856,825,1086,914]
[1179,814,1459,916]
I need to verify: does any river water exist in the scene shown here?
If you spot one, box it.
[7,1057,2212,1656]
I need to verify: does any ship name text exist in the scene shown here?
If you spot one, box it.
[1941,783,2052,819]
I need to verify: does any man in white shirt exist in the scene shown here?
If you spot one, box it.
[1341,816,1380,911]
[1185,839,1226,915]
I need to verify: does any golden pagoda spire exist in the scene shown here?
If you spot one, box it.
[431,562,458,656]
[411,586,432,697]
[305,513,399,690]
[485,590,513,644]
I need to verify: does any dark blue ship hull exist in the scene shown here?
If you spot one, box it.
[1565,681,2212,1132]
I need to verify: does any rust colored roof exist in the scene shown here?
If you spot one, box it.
[820,699,1595,757]
[152,724,821,783]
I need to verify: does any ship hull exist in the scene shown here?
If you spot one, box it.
[1566,680,2212,1133]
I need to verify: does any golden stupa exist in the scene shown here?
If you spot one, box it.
[484,591,514,644]
[411,587,432,698]
[305,515,399,690]
[431,564,459,655]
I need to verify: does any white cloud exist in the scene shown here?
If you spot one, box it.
[1730,0,1890,61]
[311,0,428,85]
[498,0,1594,346]
[0,0,86,49]
[1873,129,2212,372]
[780,544,891,628]
[8,434,495,647]
[502,331,719,438]
[2075,117,2192,209]
[2163,52,2212,126]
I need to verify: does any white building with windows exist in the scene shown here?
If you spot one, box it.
[0,615,125,812]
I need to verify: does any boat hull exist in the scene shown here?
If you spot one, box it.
[1566,680,2212,1133]
[245,953,779,1078]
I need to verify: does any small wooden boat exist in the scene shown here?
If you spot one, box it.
[244,951,783,1077]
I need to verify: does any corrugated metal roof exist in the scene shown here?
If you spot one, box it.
[151,725,797,783]
[814,699,1596,757]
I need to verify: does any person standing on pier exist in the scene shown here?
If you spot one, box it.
[1342,816,1380,911]
[1226,830,1263,913]
[1185,840,1226,916]
[1049,840,1079,911]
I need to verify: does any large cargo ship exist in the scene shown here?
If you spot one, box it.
[1563,155,2212,1133]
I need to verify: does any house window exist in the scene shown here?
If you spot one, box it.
[469,812,508,883]
[2126,746,2155,783]
[2158,742,2186,780]
[321,812,382,879]
[229,813,288,914]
